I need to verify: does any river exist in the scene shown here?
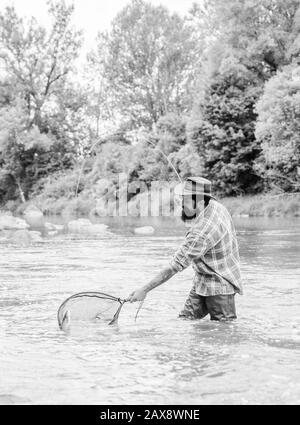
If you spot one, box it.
[0,216,300,405]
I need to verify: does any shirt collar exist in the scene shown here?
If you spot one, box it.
[184,200,216,233]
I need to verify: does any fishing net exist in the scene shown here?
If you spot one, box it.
[57,291,126,329]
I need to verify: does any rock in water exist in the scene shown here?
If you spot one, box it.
[45,222,55,231]
[86,224,109,234]
[10,229,43,245]
[134,226,155,235]
[0,210,12,218]
[0,215,29,230]
[48,230,58,237]
[45,222,64,231]
[23,205,44,227]
[10,230,32,246]
[67,218,93,233]
[67,219,108,234]
[0,230,13,241]
[28,231,43,242]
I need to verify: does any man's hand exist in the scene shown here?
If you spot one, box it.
[127,288,147,303]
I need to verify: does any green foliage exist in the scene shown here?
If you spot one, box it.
[0,1,86,203]
[0,100,54,203]
[255,63,300,191]
[189,60,263,195]
[0,1,83,129]
[88,128,182,188]
[152,113,203,180]
[31,169,82,200]
[186,0,300,196]
[90,0,198,127]
[154,113,187,155]
[169,144,203,179]
[1,0,300,213]
[222,193,300,217]
[0,0,84,152]
[89,142,133,180]
[211,0,300,76]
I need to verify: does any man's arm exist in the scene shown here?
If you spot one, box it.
[127,265,177,302]
[127,218,218,303]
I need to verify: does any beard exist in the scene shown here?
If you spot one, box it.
[181,206,197,223]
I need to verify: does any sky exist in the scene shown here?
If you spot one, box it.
[0,0,197,53]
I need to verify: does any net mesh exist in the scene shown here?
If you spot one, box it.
[57,292,125,329]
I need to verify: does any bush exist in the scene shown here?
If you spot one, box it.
[154,113,187,155]
[188,59,263,196]
[62,196,96,217]
[222,193,300,217]
[283,199,300,216]
[31,169,84,200]
[255,64,300,191]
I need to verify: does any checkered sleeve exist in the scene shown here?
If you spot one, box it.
[169,231,209,272]
[169,208,223,273]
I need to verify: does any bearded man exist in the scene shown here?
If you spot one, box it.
[127,177,243,321]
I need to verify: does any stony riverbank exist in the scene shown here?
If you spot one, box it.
[1,190,300,219]
[0,206,157,245]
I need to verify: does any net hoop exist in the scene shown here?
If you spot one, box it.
[57,291,126,329]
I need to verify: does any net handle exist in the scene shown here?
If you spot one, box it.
[108,300,126,325]
[134,300,144,322]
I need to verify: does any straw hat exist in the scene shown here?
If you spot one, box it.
[174,177,215,197]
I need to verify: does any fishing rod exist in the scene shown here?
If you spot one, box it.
[74,134,182,198]
[145,138,183,183]
[59,131,182,329]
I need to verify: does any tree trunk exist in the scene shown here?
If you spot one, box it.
[16,178,26,203]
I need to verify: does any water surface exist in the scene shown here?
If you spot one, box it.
[0,216,300,404]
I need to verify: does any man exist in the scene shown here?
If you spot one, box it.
[127,177,243,321]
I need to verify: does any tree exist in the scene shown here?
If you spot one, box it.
[154,113,187,155]
[255,63,300,191]
[0,1,87,202]
[169,144,204,180]
[0,100,53,203]
[0,1,83,129]
[0,78,14,107]
[188,0,300,196]
[89,0,199,128]
[211,0,300,79]
[188,58,263,195]
[83,55,117,141]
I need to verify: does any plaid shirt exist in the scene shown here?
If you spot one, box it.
[170,200,243,296]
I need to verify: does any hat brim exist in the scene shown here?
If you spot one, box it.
[174,183,215,197]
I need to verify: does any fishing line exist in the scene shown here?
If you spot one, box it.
[62,132,183,329]
[75,136,182,198]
